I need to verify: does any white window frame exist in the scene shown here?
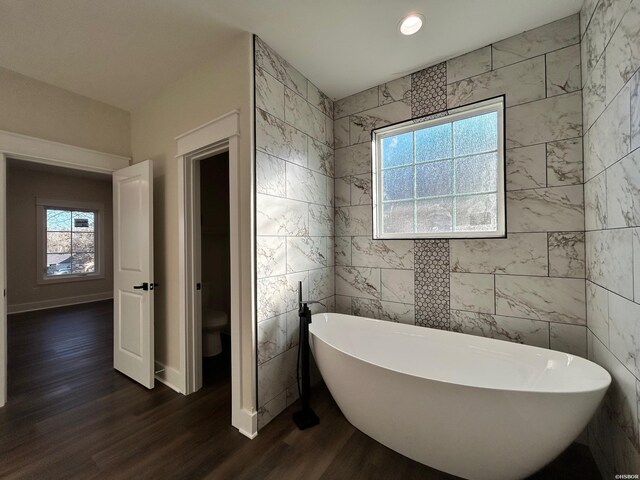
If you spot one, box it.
[36,198,105,284]
[372,95,506,240]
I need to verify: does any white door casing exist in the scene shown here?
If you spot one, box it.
[113,160,155,389]
[0,154,6,407]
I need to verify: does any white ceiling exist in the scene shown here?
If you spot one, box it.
[0,0,583,110]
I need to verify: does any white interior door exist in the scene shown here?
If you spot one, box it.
[113,160,154,388]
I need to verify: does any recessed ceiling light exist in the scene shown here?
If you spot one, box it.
[399,14,424,36]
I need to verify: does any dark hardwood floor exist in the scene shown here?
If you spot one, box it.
[0,301,601,479]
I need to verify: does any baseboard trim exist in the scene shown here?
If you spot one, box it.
[154,361,182,394]
[235,408,258,439]
[7,292,113,314]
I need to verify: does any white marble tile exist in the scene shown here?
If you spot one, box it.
[334,236,351,266]
[285,162,327,205]
[450,233,548,275]
[546,44,582,96]
[381,269,414,304]
[256,67,285,120]
[581,1,608,82]
[286,237,326,273]
[495,275,586,324]
[325,115,334,149]
[335,266,380,300]
[309,267,334,301]
[584,83,631,180]
[547,138,583,186]
[447,56,545,108]
[257,194,308,237]
[335,205,372,236]
[256,151,286,197]
[335,295,352,314]
[350,102,411,145]
[335,177,350,206]
[613,423,640,477]
[580,0,599,38]
[506,91,582,148]
[450,273,495,314]
[632,70,640,151]
[351,237,414,269]
[307,81,333,118]
[447,46,492,84]
[334,87,378,119]
[607,149,640,228]
[255,37,307,98]
[351,297,414,324]
[335,143,371,178]
[548,232,586,278]
[308,138,334,177]
[334,117,350,149]
[550,323,587,357]
[635,229,640,303]
[309,205,333,236]
[285,87,326,143]
[605,0,640,104]
[582,51,606,132]
[379,75,411,106]
[586,229,634,299]
[256,109,307,166]
[256,236,286,279]
[609,291,640,378]
[257,314,286,364]
[286,309,299,349]
[257,390,286,429]
[492,14,579,68]
[257,347,297,407]
[326,175,334,208]
[587,280,610,347]
[506,144,546,190]
[450,310,550,348]
[257,273,306,322]
[350,173,371,206]
[585,172,608,230]
[507,185,584,233]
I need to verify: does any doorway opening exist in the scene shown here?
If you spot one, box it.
[5,158,114,401]
[197,152,231,388]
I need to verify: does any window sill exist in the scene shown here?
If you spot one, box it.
[37,273,105,286]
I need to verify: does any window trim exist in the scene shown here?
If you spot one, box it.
[36,198,105,285]
[371,95,506,240]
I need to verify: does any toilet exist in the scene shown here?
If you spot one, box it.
[201,283,229,357]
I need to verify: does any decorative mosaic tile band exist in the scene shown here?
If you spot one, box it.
[411,62,447,117]
[414,239,450,329]
[410,61,451,329]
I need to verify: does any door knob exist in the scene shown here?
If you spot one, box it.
[133,283,149,291]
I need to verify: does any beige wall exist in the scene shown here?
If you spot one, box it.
[130,32,253,374]
[0,67,130,157]
[6,161,113,310]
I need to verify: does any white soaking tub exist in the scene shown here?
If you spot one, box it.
[309,313,610,480]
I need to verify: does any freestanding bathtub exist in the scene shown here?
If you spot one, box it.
[309,313,611,480]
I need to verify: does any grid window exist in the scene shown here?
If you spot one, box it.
[372,97,505,239]
[45,208,96,276]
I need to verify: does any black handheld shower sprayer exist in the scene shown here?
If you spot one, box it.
[293,281,320,430]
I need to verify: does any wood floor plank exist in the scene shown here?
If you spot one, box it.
[0,301,601,479]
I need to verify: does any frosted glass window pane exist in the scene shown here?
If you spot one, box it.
[416,198,453,233]
[383,166,414,201]
[382,132,413,168]
[47,209,71,231]
[456,153,498,194]
[415,123,452,162]
[416,160,453,198]
[383,201,414,234]
[455,194,497,232]
[453,112,498,156]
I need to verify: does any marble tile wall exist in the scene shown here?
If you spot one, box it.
[333,14,587,353]
[580,0,640,475]
[254,37,334,429]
